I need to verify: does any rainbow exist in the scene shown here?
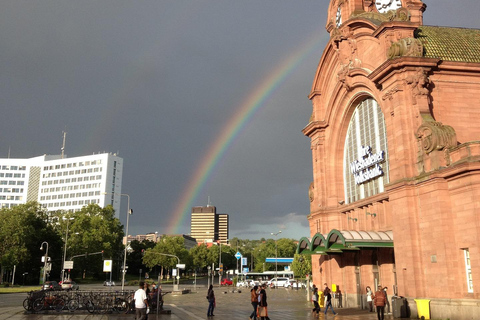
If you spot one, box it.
[166,30,328,234]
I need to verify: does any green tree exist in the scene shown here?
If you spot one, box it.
[190,244,209,270]
[57,204,124,280]
[143,236,189,278]
[291,253,312,278]
[0,202,62,284]
[276,238,297,258]
[127,240,155,276]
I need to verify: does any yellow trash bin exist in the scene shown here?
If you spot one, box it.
[414,299,431,319]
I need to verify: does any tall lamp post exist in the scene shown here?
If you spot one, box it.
[271,230,282,286]
[104,192,132,291]
[121,196,132,292]
[62,217,74,281]
[40,241,49,284]
[218,240,222,287]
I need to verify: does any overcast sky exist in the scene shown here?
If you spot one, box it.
[1,0,478,241]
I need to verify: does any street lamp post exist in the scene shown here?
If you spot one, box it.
[218,240,222,287]
[40,241,49,284]
[122,197,132,292]
[104,192,132,291]
[271,230,282,287]
[62,217,74,281]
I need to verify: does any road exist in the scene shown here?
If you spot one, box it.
[1,284,400,320]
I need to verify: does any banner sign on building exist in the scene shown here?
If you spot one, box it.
[350,145,385,184]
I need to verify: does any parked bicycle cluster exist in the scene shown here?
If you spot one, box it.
[23,289,138,314]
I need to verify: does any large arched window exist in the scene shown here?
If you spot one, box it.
[343,98,389,204]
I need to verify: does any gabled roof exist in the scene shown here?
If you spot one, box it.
[415,26,480,63]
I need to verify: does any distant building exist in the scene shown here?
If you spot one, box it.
[190,205,229,244]
[0,153,123,216]
[123,233,197,249]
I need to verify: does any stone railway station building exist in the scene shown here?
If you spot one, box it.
[296,0,480,318]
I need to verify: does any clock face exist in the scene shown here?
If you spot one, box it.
[336,6,342,27]
[375,0,402,13]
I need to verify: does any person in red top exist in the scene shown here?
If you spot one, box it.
[373,285,386,320]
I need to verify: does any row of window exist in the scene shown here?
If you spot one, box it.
[0,196,23,201]
[43,167,102,178]
[41,183,101,193]
[0,180,24,185]
[40,191,101,201]
[0,173,26,178]
[43,159,103,171]
[0,165,27,171]
[41,175,102,186]
[44,199,100,208]
[0,188,24,193]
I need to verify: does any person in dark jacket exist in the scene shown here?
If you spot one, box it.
[206,285,215,317]
[324,290,337,316]
[258,284,270,320]
[312,287,321,314]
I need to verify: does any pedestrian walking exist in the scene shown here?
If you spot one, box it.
[258,284,270,320]
[206,284,215,317]
[366,286,373,312]
[312,287,321,315]
[323,283,330,307]
[134,281,149,320]
[250,285,259,320]
[373,285,386,320]
[324,290,337,316]
[383,287,391,314]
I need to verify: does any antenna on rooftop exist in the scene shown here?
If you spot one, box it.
[7,146,11,159]
[61,130,67,159]
[207,196,212,207]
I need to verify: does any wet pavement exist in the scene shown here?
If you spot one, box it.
[1,286,399,320]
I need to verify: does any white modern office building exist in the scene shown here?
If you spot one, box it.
[0,153,123,217]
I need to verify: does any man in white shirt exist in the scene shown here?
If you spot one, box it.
[134,281,149,320]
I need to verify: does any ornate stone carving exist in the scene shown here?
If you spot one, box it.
[337,63,352,90]
[415,121,457,154]
[388,38,424,59]
[382,85,403,101]
[405,68,429,104]
[351,7,410,23]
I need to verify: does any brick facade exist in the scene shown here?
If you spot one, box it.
[301,1,480,318]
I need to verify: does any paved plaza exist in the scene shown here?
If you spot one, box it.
[0,286,403,320]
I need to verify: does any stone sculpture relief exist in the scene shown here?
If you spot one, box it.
[405,68,429,104]
[415,121,457,154]
[388,37,424,59]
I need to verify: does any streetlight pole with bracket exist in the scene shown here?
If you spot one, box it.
[103,192,132,291]
[62,216,74,281]
[271,230,282,287]
[40,241,49,284]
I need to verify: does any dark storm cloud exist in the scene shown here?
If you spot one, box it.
[0,0,478,240]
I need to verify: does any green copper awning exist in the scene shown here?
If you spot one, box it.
[297,229,393,255]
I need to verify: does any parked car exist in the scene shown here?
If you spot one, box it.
[267,277,290,287]
[103,281,115,286]
[285,280,306,289]
[61,280,79,291]
[221,278,233,286]
[236,280,246,287]
[43,281,62,291]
